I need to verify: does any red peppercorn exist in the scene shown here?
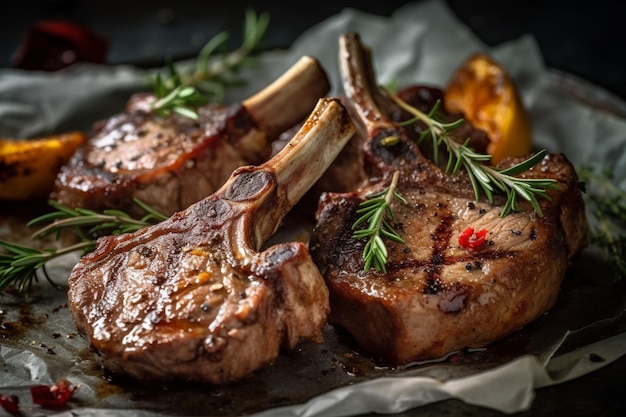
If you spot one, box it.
[0,394,20,414]
[11,20,109,71]
[459,227,488,250]
[30,378,78,408]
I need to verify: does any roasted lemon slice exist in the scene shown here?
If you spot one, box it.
[444,53,532,165]
[0,132,86,201]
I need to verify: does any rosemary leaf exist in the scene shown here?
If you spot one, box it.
[150,9,269,119]
[352,171,406,272]
[0,200,166,295]
[386,90,559,218]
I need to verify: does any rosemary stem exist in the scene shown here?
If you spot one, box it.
[30,214,151,240]
[385,171,401,210]
[385,87,445,134]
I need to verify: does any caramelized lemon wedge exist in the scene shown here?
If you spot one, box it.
[444,53,532,165]
[0,132,86,201]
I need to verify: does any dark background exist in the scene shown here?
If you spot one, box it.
[1,0,624,100]
[1,1,624,416]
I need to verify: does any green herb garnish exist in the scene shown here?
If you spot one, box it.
[386,89,560,217]
[0,199,167,295]
[352,171,407,273]
[151,9,270,119]
[578,165,626,281]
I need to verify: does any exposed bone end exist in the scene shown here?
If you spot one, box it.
[339,32,393,131]
[263,97,356,208]
[243,56,331,138]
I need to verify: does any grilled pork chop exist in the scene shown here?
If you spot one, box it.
[51,56,330,216]
[67,98,356,384]
[309,33,588,364]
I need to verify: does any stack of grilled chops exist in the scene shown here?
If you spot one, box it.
[61,33,588,385]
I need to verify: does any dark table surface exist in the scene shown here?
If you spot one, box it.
[1,1,624,416]
[1,0,624,100]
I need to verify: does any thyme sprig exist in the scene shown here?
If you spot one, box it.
[0,199,167,295]
[151,9,270,119]
[386,89,560,217]
[577,165,626,281]
[352,171,407,273]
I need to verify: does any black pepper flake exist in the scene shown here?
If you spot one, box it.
[530,229,537,240]
[479,208,487,214]
[467,202,476,210]
[510,230,522,236]
[137,246,154,258]
[465,261,483,271]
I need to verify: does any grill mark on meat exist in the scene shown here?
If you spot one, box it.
[388,249,518,276]
[425,210,454,294]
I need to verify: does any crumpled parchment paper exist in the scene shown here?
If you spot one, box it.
[1,0,625,416]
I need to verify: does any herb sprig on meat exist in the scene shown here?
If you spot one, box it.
[352,90,562,272]
[151,9,270,119]
[352,171,407,273]
[386,89,560,217]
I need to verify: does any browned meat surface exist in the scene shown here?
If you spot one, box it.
[51,56,330,216]
[309,33,588,364]
[67,98,356,384]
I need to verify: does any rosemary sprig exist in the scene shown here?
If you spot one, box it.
[352,171,407,273]
[151,9,270,119]
[0,199,167,295]
[386,89,560,217]
[152,66,208,119]
[28,199,168,240]
[577,165,626,281]
[0,241,93,294]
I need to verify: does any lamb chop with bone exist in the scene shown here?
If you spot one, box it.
[309,32,588,364]
[67,97,356,384]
